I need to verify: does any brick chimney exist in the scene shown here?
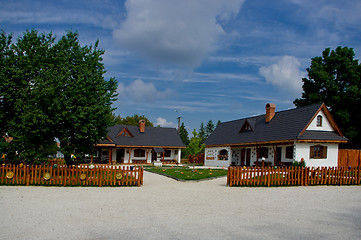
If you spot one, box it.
[139,120,146,133]
[265,103,276,123]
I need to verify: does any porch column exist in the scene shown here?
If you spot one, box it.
[128,148,132,163]
[273,145,277,166]
[91,154,93,164]
[146,150,149,164]
[177,149,181,164]
[256,146,259,165]
[109,147,112,164]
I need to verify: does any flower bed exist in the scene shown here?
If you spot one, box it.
[145,166,227,181]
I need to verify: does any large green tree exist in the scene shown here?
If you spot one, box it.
[1,30,57,162]
[0,30,117,164]
[294,46,361,148]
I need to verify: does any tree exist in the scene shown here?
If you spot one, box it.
[294,46,361,148]
[0,30,117,164]
[111,114,154,126]
[1,30,58,163]
[216,120,221,128]
[205,120,215,137]
[198,122,206,142]
[186,130,205,157]
[179,123,189,145]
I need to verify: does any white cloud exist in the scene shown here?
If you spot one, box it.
[156,117,177,128]
[113,0,245,68]
[117,79,172,102]
[259,56,305,95]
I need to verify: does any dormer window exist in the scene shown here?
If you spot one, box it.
[240,120,253,133]
[316,115,322,127]
[117,127,134,137]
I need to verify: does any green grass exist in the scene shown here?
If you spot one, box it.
[145,166,228,180]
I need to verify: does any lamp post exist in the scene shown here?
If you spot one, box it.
[174,110,181,133]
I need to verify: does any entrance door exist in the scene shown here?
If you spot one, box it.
[276,147,282,166]
[116,149,124,163]
[240,149,245,166]
[246,149,251,166]
[151,151,157,162]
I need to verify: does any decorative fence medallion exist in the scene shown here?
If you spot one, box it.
[6,171,14,179]
[116,172,123,180]
[80,173,87,181]
[43,172,51,181]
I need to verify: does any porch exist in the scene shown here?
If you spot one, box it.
[90,146,182,165]
[230,144,295,167]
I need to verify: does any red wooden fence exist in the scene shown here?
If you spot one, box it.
[227,166,361,187]
[0,164,143,187]
[188,153,205,165]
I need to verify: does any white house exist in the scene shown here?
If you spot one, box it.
[93,120,185,164]
[204,103,347,168]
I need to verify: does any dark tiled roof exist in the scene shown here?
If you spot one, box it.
[204,103,347,146]
[98,125,185,148]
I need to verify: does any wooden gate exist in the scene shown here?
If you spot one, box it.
[338,149,361,167]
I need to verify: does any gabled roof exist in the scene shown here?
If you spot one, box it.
[97,125,186,148]
[204,103,348,147]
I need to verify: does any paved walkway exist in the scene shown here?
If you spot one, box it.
[1,171,361,240]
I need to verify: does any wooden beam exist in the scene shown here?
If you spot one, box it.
[95,144,186,149]
[207,140,296,148]
[296,139,347,143]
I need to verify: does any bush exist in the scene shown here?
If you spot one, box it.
[292,160,306,167]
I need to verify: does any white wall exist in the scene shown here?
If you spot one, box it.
[307,110,333,131]
[205,147,231,167]
[295,143,338,167]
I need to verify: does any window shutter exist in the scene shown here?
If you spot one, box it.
[310,146,315,158]
[322,146,327,158]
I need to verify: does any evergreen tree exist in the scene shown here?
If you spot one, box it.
[198,122,206,141]
[205,120,215,137]
[216,120,221,128]
[179,123,189,145]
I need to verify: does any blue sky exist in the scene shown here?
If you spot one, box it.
[1,0,361,132]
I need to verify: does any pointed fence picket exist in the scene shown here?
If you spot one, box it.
[227,166,361,187]
[0,164,143,187]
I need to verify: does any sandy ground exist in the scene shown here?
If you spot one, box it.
[1,171,361,240]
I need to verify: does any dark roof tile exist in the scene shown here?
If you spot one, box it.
[205,103,347,146]
[98,125,185,148]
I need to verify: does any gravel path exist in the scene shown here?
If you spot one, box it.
[1,171,361,240]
